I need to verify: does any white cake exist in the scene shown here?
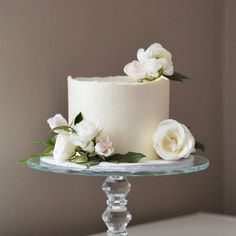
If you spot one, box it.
[26,42,198,171]
[68,75,169,159]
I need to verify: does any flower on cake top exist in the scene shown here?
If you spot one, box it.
[124,42,189,82]
[152,119,196,161]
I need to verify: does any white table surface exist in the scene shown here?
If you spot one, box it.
[89,212,236,236]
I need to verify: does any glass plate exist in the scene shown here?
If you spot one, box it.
[27,155,209,177]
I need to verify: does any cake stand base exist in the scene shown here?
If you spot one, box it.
[26,156,209,235]
[102,176,132,236]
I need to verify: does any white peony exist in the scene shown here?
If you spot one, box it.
[152,119,195,161]
[47,114,68,133]
[95,136,114,157]
[53,133,76,162]
[123,60,147,80]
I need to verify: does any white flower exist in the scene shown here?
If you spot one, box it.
[95,136,114,157]
[47,114,68,133]
[137,48,149,62]
[137,43,174,76]
[123,60,147,80]
[145,58,162,77]
[152,119,195,161]
[53,133,76,162]
[138,43,172,62]
[83,141,95,153]
[70,120,99,153]
[73,120,100,143]
[70,133,95,153]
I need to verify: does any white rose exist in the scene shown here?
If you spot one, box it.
[70,133,95,153]
[47,114,68,133]
[123,60,147,80]
[146,43,172,59]
[53,133,76,162]
[137,48,150,62]
[73,120,100,143]
[152,119,195,161]
[137,43,174,76]
[145,58,162,77]
[95,136,114,157]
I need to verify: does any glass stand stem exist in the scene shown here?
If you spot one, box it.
[102,176,132,236]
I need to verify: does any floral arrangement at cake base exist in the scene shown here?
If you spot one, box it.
[21,113,146,168]
[21,112,204,168]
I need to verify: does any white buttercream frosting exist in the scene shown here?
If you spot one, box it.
[68,75,169,159]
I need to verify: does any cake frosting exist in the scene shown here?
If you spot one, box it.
[68,75,169,159]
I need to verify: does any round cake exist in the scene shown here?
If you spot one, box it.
[68,75,169,159]
[25,42,199,169]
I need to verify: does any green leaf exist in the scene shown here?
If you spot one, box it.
[29,140,46,144]
[78,156,103,168]
[81,160,100,168]
[19,154,41,164]
[29,136,56,146]
[106,152,145,163]
[74,112,83,125]
[164,71,190,82]
[45,136,56,146]
[195,141,205,152]
[75,146,82,152]
[43,146,53,155]
[71,154,88,164]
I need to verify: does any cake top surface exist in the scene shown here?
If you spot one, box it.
[71,75,132,83]
[68,75,167,85]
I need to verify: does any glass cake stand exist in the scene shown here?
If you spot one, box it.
[27,155,209,236]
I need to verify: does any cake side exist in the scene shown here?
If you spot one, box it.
[68,75,170,159]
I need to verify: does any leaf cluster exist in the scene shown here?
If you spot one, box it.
[19,136,56,164]
[71,152,146,168]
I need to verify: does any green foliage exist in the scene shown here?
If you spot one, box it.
[78,156,104,168]
[106,152,145,163]
[164,71,190,82]
[195,141,205,152]
[20,136,56,164]
[71,154,88,164]
[78,152,145,168]
[74,112,83,125]
[19,154,42,164]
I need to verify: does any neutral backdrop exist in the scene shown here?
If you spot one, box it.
[0,0,228,235]
[223,0,236,215]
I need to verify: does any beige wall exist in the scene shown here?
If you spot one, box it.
[0,0,224,235]
[223,0,236,214]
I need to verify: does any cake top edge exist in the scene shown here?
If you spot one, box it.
[67,75,167,84]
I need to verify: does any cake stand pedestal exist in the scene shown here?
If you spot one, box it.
[27,156,209,236]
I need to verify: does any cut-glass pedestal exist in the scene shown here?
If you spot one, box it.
[26,155,209,235]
